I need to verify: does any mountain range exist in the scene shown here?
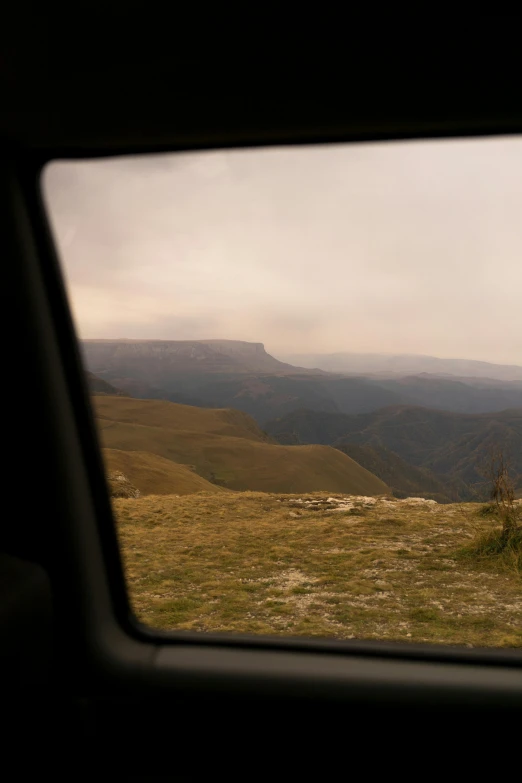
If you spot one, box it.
[277,351,522,381]
[84,339,521,503]
[82,339,522,421]
[265,406,522,501]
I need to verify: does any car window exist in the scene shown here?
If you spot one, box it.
[42,140,522,649]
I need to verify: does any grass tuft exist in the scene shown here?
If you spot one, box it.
[461,525,522,576]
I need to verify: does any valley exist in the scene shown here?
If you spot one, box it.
[83,339,522,420]
[85,342,521,649]
[85,339,521,503]
[265,406,522,501]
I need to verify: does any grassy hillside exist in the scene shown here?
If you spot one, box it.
[334,443,465,503]
[94,395,272,442]
[86,371,123,395]
[103,448,227,495]
[266,406,522,498]
[93,396,388,495]
[114,491,522,647]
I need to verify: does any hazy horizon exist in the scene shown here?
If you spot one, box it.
[43,137,522,365]
[79,336,522,370]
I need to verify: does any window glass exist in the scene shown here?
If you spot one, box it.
[43,139,522,647]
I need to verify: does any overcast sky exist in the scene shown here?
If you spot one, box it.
[43,137,522,364]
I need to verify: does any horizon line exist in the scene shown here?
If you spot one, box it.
[79,337,522,369]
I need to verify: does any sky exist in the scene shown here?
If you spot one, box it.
[43,137,522,365]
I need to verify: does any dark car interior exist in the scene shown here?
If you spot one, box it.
[1,13,521,770]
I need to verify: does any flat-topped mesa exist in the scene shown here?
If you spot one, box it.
[194,340,283,368]
[81,338,320,376]
[196,339,267,354]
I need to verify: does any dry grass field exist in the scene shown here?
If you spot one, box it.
[113,491,522,648]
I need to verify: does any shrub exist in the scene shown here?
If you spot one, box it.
[464,526,522,576]
[486,449,520,533]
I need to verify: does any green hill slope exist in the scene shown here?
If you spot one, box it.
[103,448,227,495]
[265,406,522,499]
[87,371,124,395]
[94,395,271,442]
[334,443,466,503]
[93,396,388,496]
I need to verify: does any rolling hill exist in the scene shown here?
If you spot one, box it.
[103,448,227,495]
[334,443,467,503]
[92,396,388,496]
[94,395,271,442]
[86,371,123,395]
[265,406,522,499]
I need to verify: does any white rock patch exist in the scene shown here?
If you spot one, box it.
[285,494,439,514]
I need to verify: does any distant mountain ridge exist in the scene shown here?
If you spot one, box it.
[172,372,522,420]
[83,338,322,380]
[82,339,522,421]
[83,340,521,504]
[277,351,522,382]
[265,405,522,501]
[376,374,522,414]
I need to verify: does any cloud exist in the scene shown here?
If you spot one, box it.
[43,138,522,364]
